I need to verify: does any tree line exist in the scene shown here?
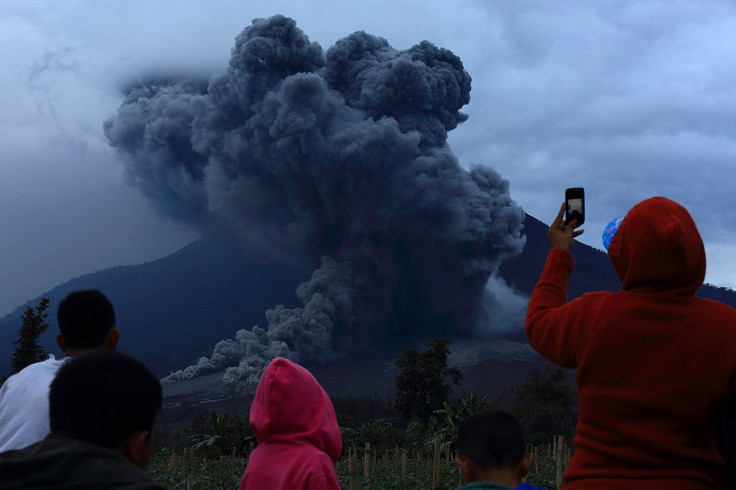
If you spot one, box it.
[4,299,577,448]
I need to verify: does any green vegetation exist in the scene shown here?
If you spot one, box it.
[190,410,254,458]
[394,338,463,421]
[149,389,572,489]
[509,365,577,445]
[148,447,244,489]
[148,339,575,489]
[147,419,568,489]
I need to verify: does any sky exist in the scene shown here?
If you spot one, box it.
[1,0,736,316]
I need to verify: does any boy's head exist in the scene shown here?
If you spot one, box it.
[455,410,533,486]
[56,289,118,353]
[49,350,162,469]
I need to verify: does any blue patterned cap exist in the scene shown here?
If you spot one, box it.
[602,215,625,250]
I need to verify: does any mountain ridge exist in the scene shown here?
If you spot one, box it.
[2,212,734,379]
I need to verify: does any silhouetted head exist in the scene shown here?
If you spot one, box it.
[455,410,532,486]
[49,350,162,469]
[56,289,118,352]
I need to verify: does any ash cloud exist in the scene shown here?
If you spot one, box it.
[104,15,525,383]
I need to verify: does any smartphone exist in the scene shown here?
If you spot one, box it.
[565,187,585,226]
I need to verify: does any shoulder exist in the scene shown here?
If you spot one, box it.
[458,482,513,490]
[295,444,337,470]
[2,357,61,389]
[575,290,615,304]
[692,297,736,334]
[115,484,166,490]
[306,461,340,489]
[696,296,736,315]
[2,434,163,488]
[249,442,336,469]
[296,445,339,481]
[18,356,64,374]
[515,483,546,490]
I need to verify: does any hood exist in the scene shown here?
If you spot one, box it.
[249,357,342,462]
[608,196,705,296]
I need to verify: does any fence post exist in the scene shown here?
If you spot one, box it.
[186,446,194,490]
[402,450,407,477]
[555,435,564,490]
[232,447,237,475]
[432,435,441,489]
[349,448,359,490]
[364,442,370,478]
[182,448,189,476]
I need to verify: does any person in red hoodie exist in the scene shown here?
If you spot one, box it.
[526,196,736,489]
[240,357,342,490]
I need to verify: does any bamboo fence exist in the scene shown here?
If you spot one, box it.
[162,435,571,490]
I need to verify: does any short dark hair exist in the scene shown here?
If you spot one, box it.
[57,289,116,349]
[457,410,526,470]
[49,350,162,448]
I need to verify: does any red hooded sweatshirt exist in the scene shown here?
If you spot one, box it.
[239,357,342,490]
[526,197,736,489]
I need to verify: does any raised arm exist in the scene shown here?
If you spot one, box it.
[524,203,584,368]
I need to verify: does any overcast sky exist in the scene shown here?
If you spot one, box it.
[2,0,736,316]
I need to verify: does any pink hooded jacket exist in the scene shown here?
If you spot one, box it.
[239,357,343,490]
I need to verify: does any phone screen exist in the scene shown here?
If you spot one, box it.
[565,187,584,225]
[567,198,583,217]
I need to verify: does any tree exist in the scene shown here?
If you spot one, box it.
[394,337,463,422]
[191,409,254,457]
[509,365,577,445]
[6,298,52,380]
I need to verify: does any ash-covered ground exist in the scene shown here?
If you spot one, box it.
[161,338,572,414]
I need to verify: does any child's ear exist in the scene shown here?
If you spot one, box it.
[55,334,66,354]
[104,328,121,349]
[455,456,472,483]
[116,430,153,470]
[520,452,534,478]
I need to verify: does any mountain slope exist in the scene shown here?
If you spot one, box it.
[500,214,736,307]
[2,213,734,379]
[0,237,309,376]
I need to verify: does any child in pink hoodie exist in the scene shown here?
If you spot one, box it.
[240,357,342,490]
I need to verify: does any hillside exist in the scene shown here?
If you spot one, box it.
[2,212,734,380]
[0,236,309,376]
[499,214,736,306]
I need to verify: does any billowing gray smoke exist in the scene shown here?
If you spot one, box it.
[104,15,525,383]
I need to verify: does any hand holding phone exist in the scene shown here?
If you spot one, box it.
[565,187,585,226]
[549,200,585,252]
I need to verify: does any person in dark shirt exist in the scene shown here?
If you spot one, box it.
[0,350,164,489]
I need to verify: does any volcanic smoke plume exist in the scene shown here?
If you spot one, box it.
[104,15,525,383]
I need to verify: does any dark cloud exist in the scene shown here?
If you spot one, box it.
[104,15,525,382]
